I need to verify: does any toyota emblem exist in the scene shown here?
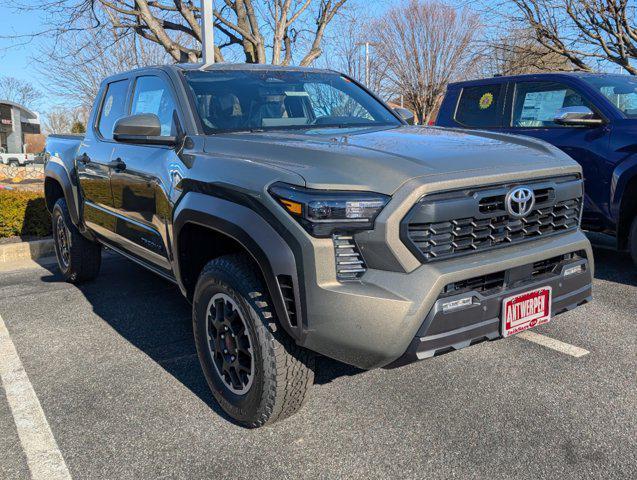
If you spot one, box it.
[506,186,535,218]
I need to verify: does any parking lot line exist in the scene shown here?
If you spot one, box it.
[517,331,590,358]
[0,314,72,480]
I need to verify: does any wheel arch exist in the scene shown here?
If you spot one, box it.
[173,192,304,342]
[44,161,81,226]
[617,175,637,250]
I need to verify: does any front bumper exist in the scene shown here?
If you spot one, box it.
[386,253,591,368]
[299,230,593,369]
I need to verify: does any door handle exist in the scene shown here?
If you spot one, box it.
[78,153,90,164]
[108,157,126,172]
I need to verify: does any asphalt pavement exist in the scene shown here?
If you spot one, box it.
[0,246,635,479]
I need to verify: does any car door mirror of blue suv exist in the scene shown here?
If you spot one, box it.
[553,106,604,127]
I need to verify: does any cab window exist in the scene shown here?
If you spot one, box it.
[454,84,503,128]
[131,76,178,136]
[97,79,130,140]
[512,81,595,127]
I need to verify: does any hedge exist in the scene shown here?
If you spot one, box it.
[0,190,52,238]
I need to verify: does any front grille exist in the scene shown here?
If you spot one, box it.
[333,235,366,281]
[441,252,584,298]
[402,177,583,263]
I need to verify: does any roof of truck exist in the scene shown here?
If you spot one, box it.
[448,72,629,88]
[174,62,335,74]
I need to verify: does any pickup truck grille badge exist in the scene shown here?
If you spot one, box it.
[403,178,583,263]
[333,235,366,281]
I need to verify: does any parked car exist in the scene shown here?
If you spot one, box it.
[45,64,593,427]
[0,152,34,166]
[436,72,637,265]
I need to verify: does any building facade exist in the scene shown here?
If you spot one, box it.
[0,100,41,154]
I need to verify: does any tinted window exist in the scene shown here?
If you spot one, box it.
[131,76,177,136]
[455,84,503,128]
[581,75,637,118]
[98,80,129,140]
[185,70,399,134]
[512,81,595,127]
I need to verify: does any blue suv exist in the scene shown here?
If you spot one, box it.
[436,73,637,265]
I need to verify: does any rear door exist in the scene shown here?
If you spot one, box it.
[448,82,507,129]
[77,78,129,237]
[108,73,182,272]
[500,80,612,227]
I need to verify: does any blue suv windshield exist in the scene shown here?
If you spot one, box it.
[582,75,637,118]
[184,69,400,133]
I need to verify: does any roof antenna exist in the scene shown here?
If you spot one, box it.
[201,0,215,67]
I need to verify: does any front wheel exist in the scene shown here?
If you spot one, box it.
[193,254,315,428]
[629,216,637,267]
[52,197,102,283]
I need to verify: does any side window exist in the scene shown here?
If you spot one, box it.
[454,84,503,128]
[97,80,129,140]
[131,76,177,136]
[512,81,595,128]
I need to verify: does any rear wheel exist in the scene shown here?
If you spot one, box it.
[193,254,314,428]
[52,197,102,283]
[629,216,637,266]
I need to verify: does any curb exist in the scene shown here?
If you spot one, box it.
[0,238,55,263]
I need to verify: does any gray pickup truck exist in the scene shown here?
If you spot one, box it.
[44,63,593,427]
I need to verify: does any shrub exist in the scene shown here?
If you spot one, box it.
[0,190,51,238]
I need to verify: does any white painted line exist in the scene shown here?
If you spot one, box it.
[0,314,72,480]
[517,330,590,358]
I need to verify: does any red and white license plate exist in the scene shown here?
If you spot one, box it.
[501,286,552,338]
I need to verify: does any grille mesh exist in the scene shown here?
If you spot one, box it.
[406,197,581,262]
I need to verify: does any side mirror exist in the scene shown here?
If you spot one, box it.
[553,106,603,126]
[394,107,416,125]
[113,114,177,146]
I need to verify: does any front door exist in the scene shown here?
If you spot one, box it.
[77,78,130,237]
[501,80,612,228]
[109,74,181,272]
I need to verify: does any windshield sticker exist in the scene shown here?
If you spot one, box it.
[104,95,114,117]
[479,92,494,110]
[521,90,567,122]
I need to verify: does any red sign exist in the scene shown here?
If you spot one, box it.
[501,286,552,337]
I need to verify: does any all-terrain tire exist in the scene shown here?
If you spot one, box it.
[193,254,315,428]
[629,216,637,267]
[52,197,101,283]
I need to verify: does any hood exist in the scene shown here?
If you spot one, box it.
[203,125,576,194]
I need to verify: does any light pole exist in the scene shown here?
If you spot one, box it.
[201,0,215,66]
[355,41,378,86]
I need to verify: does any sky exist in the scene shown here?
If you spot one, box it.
[0,4,52,110]
[0,1,397,114]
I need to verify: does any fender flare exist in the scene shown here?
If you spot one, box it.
[610,154,637,225]
[44,158,81,227]
[172,191,305,342]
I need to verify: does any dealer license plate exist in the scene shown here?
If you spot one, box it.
[501,286,552,338]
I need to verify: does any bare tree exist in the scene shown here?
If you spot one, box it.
[318,13,391,96]
[373,0,481,124]
[6,0,348,66]
[0,77,42,109]
[42,107,78,134]
[38,22,172,111]
[501,0,636,75]
[483,28,574,76]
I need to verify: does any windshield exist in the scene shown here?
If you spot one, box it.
[184,69,400,134]
[582,75,637,118]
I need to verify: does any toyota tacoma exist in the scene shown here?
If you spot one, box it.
[44,64,593,427]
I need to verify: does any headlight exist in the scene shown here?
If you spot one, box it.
[268,182,390,237]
